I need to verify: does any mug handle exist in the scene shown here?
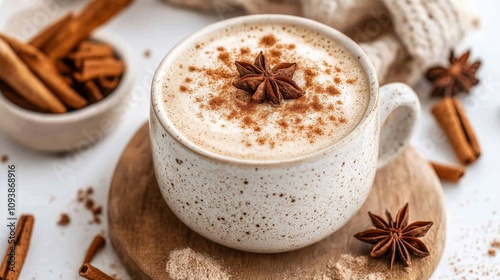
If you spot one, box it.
[377,83,420,169]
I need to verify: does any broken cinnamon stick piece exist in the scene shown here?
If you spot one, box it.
[83,235,106,264]
[29,13,74,49]
[55,60,73,75]
[430,161,465,183]
[0,82,48,113]
[79,263,114,280]
[0,38,66,113]
[0,215,35,280]
[97,76,120,95]
[42,0,133,60]
[69,41,114,68]
[74,57,125,82]
[81,81,104,103]
[0,34,87,109]
[432,97,479,165]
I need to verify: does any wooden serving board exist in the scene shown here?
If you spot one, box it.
[108,124,446,280]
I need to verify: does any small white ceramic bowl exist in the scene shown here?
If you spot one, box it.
[0,30,135,152]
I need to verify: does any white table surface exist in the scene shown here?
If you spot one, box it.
[0,1,498,279]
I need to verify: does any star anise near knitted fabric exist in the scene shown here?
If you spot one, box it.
[425,50,481,97]
[354,203,433,269]
[232,51,304,105]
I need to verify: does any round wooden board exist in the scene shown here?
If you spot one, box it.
[108,124,446,280]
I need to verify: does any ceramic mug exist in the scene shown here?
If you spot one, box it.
[150,15,420,253]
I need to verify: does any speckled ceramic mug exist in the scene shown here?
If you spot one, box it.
[150,15,420,253]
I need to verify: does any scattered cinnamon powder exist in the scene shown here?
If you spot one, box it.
[187,44,350,149]
[257,138,266,145]
[304,69,317,87]
[77,187,103,224]
[240,47,250,55]
[346,78,357,84]
[143,49,151,58]
[288,44,296,50]
[185,77,192,83]
[270,49,282,58]
[217,52,231,67]
[334,77,341,84]
[488,249,496,257]
[311,95,324,112]
[57,213,70,226]
[259,34,277,47]
[278,119,288,129]
[179,85,188,93]
[326,86,341,96]
[208,96,225,111]
[165,248,230,280]
[313,255,386,280]
[1,154,8,163]
[335,66,342,73]
[242,116,256,128]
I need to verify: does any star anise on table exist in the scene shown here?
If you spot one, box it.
[353,203,433,269]
[425,50,481,97]
[232,51,304,105]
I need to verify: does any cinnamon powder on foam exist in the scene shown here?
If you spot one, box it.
[180,34,349,149]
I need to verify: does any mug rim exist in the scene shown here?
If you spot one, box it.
[151,14,379,166]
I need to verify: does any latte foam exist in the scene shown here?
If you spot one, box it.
[158,22,369,161]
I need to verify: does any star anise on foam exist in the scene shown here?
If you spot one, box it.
[425,50,481,97]
[353,203,433,269]
[232,51,304,105]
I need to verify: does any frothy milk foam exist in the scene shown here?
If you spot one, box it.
[159,23,369,161]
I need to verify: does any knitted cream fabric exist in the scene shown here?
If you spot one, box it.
[161,0,474,85]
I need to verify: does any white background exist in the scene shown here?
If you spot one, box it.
[0,0,499,279]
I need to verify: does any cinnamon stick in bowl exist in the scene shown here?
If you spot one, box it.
[42,0,133,60]
[29,12,74,49]
[0,38,66,113]
[0,34,87,109]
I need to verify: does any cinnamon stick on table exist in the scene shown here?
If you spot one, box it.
[29,12,74,49]
[42,0,133,60]
[0,38,66,113]
[430,161,465,183]
[79,263,114,280]
[83,235,106,264]
[0,34,87,109]
[432,97,481,165]
[0,215,35,280]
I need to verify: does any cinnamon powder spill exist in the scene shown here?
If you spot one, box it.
[313,255,387,280]
[259,34,277,47]
[1,154,8,163]
[240,47,250,55]
[57,213,70,226]
[77,187,102,224]
[165,248,230,280]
